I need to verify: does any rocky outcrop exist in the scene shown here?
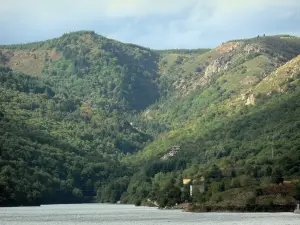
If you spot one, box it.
[216,41,242,53]
[204,53,233,78]
[243,43,262,54]
[241,92,256,105]
[246,94,256,105]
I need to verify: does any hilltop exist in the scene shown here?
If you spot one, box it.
[0,31,159,205]
[1,31,300,209]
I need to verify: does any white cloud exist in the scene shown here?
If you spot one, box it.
[0,0,300,47]
[137,0,300,48]
[0,0,196,23]
[2,0,299,23]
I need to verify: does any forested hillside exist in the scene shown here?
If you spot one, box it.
[1,32,300,210]
[0,31,158,205]
[120,36,300,210]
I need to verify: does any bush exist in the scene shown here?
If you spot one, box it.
[195,67,203,73]
[134,199,142,206]
[241,68,247,74]
[271,168,283,184]
[175,56,183,64]
[72,188,83,198]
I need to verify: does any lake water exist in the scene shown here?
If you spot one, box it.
[0,204,299,225]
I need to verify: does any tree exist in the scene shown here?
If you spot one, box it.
[72,188,83,199]
[181,184,191,202]
[265,166,272,176]
[205,164,222,179]
[271,168,283,184]
[294,182,300,201]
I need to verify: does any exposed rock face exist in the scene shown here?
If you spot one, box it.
[204,54,232,78]
[170,52,234,96]
[245,94,256,105]
[243,44,262,54]
[241,92,256,105]
[216,41,242,53]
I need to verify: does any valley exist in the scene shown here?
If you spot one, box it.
[0,31,300,211]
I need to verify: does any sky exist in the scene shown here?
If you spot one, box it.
[1,0,300,49]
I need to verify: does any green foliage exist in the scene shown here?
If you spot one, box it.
[155,49,210,55]
[0,31,158,205]
[271,168,284,184]
[119,35,300,208]
[1,32,300,210]
[294,182,300,201]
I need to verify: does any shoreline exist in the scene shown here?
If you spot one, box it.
[180,203,296,213]
[1,202,298,214]
[142,202,297,213]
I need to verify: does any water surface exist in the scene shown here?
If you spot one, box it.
[0,204,299,225]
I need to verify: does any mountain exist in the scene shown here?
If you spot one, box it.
[1,32,300,210]
[0,31,158,205]
[126,35,300,162]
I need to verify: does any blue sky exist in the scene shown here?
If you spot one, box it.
[1,0,300,49]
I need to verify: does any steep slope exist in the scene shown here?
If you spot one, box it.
[129,35,300,135]
[0,31,160,206]
[126,54,300,162]
[1,33,300,209]
[120,36,300,209]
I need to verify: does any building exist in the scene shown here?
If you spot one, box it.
[183,177,206,197]
[190,184,206,196]
[183,178,191,185]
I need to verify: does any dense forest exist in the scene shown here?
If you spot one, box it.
[0,31,300,211]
